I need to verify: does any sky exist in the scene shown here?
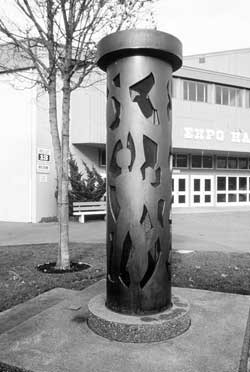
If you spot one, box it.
[154,0,250,56]
[0,0,249,57]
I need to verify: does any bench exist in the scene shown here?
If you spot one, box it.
[73,201,106,223]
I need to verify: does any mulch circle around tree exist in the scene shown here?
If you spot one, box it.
[36,261,91,274]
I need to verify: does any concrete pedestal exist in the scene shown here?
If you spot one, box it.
[88,294,190,343]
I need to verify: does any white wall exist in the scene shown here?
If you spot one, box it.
[173,98,250,153]
[184,49,250,77]
[0,70,106,222]
[71,78,106,145]
[0,74,36,222]
[35,89,57,221]
[34,75,107,221]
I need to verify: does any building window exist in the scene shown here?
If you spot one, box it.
[228,157,237,169]
[228,177,237,190]
[177,154,188,168]
[239,177,247,190]
[191,155,213,169]
[191,155,202,168]
[246,90,250,108]
[183,80,208,103]
[173,154,188,168]
[178,178,186,191]
[99,149,106,167]
[216,155,250,170]
[194,195,200,203]
[217,194,226,203]
[205,179,211,192]
[239,158,248,169]
[215,85,243,107]
[217,177,226,191]
[202,155,213,168]
[194,179,200,191]
[199,57,206,64]
[228,194,237,202]
[216,176,249,204]
[216,156,227,169]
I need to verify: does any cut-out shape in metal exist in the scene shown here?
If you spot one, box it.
[168,210,172,225]
[127,132,136,172]
[140,205,153,233]
[153,238,161,262]
[141,135,158,180]
[116,148,131,171]
[151,167,161,187]
[166,249,172,281]
[108,232,115,282]
[167,80,172,120]
[129,73,160,125]
[110,97,121,130]
[169,151,173,171]
[113,73,120,87]
[107,87,109,98]
[120,232,132,287]
[110,140,123,177]
[109,185,120,221]
[158,199,165,227]
[140,239,161,288]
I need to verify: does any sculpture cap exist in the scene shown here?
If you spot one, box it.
[97,29,182,72]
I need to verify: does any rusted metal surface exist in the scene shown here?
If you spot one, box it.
[97,29,182,314]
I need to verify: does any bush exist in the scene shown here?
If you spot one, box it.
[68,156,106,216]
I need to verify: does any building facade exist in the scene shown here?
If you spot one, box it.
[74,48,250,210]
[0,72,57,222]
[2,47,250,222]
[171,62,250,208]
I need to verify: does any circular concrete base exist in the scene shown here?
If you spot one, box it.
[87,294,191,343]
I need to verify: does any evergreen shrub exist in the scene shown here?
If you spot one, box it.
[68,156,106,216]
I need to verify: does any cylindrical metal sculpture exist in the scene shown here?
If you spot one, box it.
[97,29,182,315]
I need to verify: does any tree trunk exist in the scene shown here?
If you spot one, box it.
[48,73,70,270]
[48,76,68,268]
[56,77,71,269]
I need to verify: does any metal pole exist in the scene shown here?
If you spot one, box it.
[97,29,182,315]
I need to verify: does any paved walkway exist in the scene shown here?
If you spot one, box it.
[0,280,249,372]
[0,207,250,252]
[0,220,105,246]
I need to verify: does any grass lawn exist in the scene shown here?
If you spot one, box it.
[0,243,105,313]
[1,243,250,313]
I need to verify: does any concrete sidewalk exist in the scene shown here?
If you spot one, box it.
[1,208,250,252]
[0,280,249,372]
[0,220,105,246]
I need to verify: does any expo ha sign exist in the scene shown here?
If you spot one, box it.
[37,148,51,174]
[184,127,250,144]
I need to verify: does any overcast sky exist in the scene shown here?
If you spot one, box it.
[154,0,250,56]
[0,0,249,57]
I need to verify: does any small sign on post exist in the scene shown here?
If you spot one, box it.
[37,148,51,174]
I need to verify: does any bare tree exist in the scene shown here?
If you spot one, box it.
[0,0,155,269]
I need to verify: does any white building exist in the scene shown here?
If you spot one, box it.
[172,49,250,208]
[0,72,57,222]
[2,47,250,221]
